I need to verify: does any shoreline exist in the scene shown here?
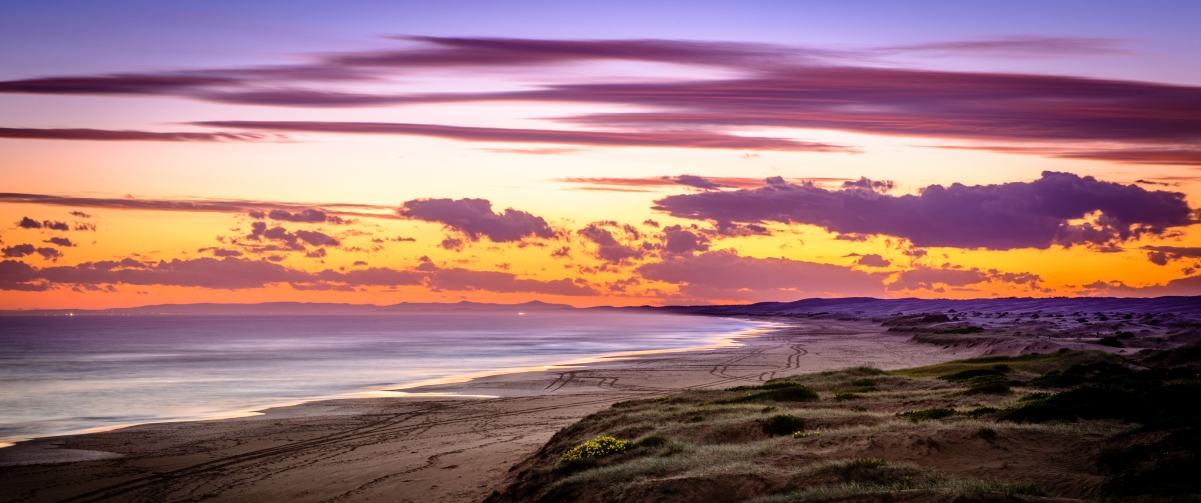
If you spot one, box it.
[0,315,768,450]
[0,319,983,503]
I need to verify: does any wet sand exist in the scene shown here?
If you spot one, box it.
[0,319,980,503]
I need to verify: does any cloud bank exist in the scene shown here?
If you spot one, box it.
[652,172,1195,249]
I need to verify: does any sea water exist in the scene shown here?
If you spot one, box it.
[0,311,755,446]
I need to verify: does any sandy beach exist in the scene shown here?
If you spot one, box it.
[0,319,980,503]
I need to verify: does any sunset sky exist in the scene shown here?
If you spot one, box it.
[2,0,1200,309]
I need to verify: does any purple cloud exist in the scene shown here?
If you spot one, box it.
[197,121,849,152]
[886,265,1045,292]
[652,172,1196,249]
[0,193,399,221]
[854,254,891,268]
[242,222,340,250]
[577,223,647,264]
[44,237,75,247]
[0,127,271,142]
[17,217,41,229]
[3,37,1195,162]
[1144,246,1201,266]
[635,249,886,301]
[267,209,328,223]
[660,225,711,256]
[1081,276,1201,297]
[399,198,555,243]
[0,256,598,296]
[3,244,35,258]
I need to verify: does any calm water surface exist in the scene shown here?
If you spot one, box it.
[0,312,755,445]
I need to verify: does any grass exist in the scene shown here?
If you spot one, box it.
[892,349,1113,378]
[760,414,806,435]
[488,349,1199,503]
[710,384,820,404]
[896,407,957,422]
[961,375,1012,395]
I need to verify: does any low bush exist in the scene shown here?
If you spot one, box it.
[711,384,820,404]
[834,391,861,401]
[633,435,669,448]
[897,407,956,422]
[850,378,877,387]
[939,364,1011,382]
[726,380,800,392]
[561,436,629,462]
[1098,336,1123,348]
[937,325,985,334]
[1030,370,1086,388]
[963,406,998,417]
[976,427,997,440]
[1019,392,1052,402]
[963,374,1012,395]
[760,414,806,435]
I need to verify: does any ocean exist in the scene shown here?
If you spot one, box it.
[0,311,756,446]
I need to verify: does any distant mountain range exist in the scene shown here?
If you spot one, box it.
[653,296,1201,318]
[3,296,1199,317]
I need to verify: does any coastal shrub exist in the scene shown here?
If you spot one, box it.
[561,436,629,462]
[633,435,670,448]
[834,391,861,401]
[712,384,820,404]
[939,364,1010,382]
[726,380,799,392]
[846,366,888,376]
[897,407,956,422]
[976,427,997,440]
[760,414,806,435]
[937,325,984,334]
[998,401,1064,423]
[1098,336,1124,348]
[963,374,1012,395]
[1020,392,1052,402]
[963,407,998,418]
[1030,370,1086,388]
[850,378,878,387]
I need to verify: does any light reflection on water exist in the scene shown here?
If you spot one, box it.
[0,311,755,446]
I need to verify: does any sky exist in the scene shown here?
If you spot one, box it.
[1,0,1200,309]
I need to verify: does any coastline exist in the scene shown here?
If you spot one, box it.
[0,313,765,450]
[0,318,981,503]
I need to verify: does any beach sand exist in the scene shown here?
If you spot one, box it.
[0,319,980,503]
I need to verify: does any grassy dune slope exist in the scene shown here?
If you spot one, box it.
[486,347,1201,503]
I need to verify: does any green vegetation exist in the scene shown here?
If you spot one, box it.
[560,436,629,462]
[710,382,820,404]
[936,325,984,334]
[760,414,806,435]
[833,391,860,401]
[896,407,956,422]
[488,347,1201,503]
[633,435,670,448]
[892,349,1113,378]
[993,352,1201,498]
[962,374,1012,395]
[938,363,1010,381]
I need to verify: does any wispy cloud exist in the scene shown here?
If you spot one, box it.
[2,37,1186,160]
[0,193,400,220]
[0,127,277,142]
[195,121,852,152]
